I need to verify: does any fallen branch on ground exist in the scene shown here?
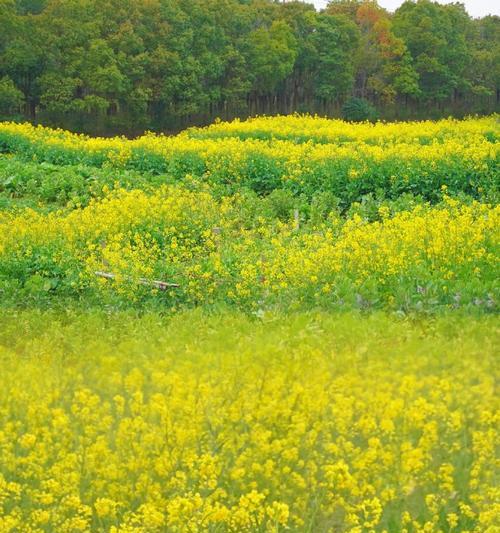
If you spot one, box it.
[94,271,180,290]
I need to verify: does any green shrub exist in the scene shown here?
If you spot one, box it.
[342,97,378,122]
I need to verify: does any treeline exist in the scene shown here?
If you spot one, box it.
[0,0,499,134]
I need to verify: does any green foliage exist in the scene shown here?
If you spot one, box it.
[393,0,472,102]
[0,76,23,116]
[341,97,378,122]
[15,0,47,14]
[0,0,497,133]
[247,20,298,95]
[309,14,360,101]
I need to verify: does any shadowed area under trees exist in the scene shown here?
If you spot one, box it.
[0,0,498,135]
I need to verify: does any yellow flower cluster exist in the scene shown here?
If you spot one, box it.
[2,115,497,152]
[186,114,499,145]
[0,116,497,192]
[230,198,499,306]
[0,114,498,533]
[1,187,497,307]
[0,311,497,532]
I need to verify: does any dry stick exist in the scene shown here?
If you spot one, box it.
[94,271,180,290]
[212,226,222,252]
[293,209,300,231]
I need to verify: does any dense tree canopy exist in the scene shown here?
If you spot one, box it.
[0,0,498,133]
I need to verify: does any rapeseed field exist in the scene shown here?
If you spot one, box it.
[0,311,498,532]
[0,115,498,532]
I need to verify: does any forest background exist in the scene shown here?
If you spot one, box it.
[0,0,498,135]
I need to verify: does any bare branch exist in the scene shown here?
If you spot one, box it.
[94,271,180,290]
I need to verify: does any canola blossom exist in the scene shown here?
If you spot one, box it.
[0,117,498,201]
[185,114,499,145]
[0,188,498,310]
[0,311,498,533]
[0,115,499,533]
